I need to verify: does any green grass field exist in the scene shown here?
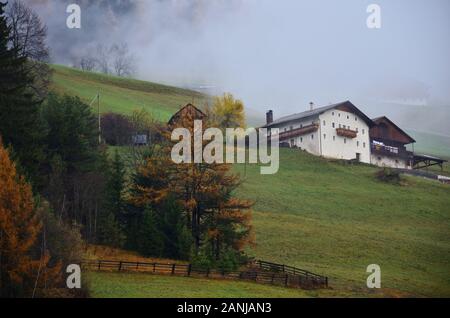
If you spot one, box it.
[233,149,450,297]
[50,64,208,121]
[86,272,375,298]
[87,272,312,298]
[406,130,450,159]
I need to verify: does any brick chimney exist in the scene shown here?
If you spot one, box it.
[266,110,273,125]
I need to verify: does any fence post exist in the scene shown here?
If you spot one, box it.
[254,272,258,281]
[285,274,288,287]
[325,277,328,288]
[206,268,210,278]
[98,260,101,270]
[187,264,192,276]
[153,263,156,273]
[271,273,275,284]
[118,261,122,271]
[136,262,139,270]
[171,264,176,275]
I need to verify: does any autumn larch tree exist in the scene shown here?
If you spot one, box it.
[129,104,254,260]
[0,140,59,297]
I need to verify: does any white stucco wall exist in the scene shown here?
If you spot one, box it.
[318,109,371,163]
[272,118,321,155]
[371,154,410,169]
[269,107,371,163]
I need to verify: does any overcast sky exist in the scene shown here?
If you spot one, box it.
[31,0,450,118]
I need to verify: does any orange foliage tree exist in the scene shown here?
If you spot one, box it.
[0,140,60,297]
[129,106,254,259]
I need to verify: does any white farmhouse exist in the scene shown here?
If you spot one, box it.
[263,101,373,164]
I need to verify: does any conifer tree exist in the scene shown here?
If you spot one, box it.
[98,150,126,247]
[0,2,46,186]
[0,140,59,297]
[129,106,254,259]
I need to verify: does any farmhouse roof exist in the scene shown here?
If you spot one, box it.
[371,116,416,144]
[168,103,206,126]
[263,100,374,128]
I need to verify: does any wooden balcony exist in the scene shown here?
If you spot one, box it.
[276,124,319,141]
[371,144,413,160]
[336,128,357,138]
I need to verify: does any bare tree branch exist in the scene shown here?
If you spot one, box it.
[6,0,51,99]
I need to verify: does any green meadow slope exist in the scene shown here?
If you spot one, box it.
[49,64,208,121]
[87,272,322,298]
[406,130,450,159]
[50,66,450,297]
[233,149,450,297]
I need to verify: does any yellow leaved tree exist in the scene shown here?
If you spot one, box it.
[209,93,246,130]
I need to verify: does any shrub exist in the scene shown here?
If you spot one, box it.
[376,167,402,184]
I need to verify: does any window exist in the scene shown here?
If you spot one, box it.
[362,129,365,135]
[339,124,342,128]
[357,141,359,147]
[323,120,326,126]
[363,142,366,148]
[355,117,358,121]
[311,134,314,140]
[378,156,381,161]
[347,115,349,119]
[332,112,335,116]
[323,134,326,139]
[344,138,347,144]
[338,113,341,117]
[333,136,335,141]
[356,127,358,132]
[300,137,303,142]
[332,122,335,128]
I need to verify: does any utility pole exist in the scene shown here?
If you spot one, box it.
[97,92,101,144]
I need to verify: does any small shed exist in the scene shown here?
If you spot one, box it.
[132,134,148,146]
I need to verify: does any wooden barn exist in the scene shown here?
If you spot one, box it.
[168,103,206,127]
[369,116,416,169]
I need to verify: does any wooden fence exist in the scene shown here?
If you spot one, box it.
[254,260,328,288]
[82,259,328,289]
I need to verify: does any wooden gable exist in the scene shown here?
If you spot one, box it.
[370,116,415,144]
[168,103,206,127]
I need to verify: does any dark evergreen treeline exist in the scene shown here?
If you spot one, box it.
[0,0,253,297]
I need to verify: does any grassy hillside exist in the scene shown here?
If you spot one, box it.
[87,272,323,298]
[49,65,208,121]
[233,149,450,297]
[88,148,450,298]
[406,130,450,159]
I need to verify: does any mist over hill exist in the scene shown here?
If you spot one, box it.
[28,0,450,140]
